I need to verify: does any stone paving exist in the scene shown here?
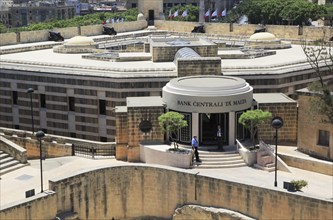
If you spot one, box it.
[0,146,332,210]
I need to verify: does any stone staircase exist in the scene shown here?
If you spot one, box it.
[193,147,247,169]
[0,151,28,175]
[253,151,275,172]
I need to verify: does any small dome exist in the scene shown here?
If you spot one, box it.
[137,13,145,21]
[249,32,277,41]
[66,36,94,45]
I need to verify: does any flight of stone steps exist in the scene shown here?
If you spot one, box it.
[0,151,28,175]
[194,150,247,169]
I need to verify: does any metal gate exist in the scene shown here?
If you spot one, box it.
[72,144,116,159]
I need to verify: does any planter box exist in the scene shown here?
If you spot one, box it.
[140,144,193,168]
[283,181,296,192]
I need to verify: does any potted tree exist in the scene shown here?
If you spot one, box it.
[158,111,188,150]
[238,109,272,149]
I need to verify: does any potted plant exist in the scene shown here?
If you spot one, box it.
[284,180,308,192]
[238,109,272,148]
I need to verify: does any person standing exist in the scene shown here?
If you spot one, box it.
[217,125,224,151]
[191,136,201,162]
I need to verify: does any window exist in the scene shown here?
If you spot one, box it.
[12,91,18,105]
[40,94,46,108]
[70,133,76,138]
[100,136,107,142]
[68,97,75,111]
[99,99,106,115]
[42,128,48,133]
[318,130,330,147]
[14,125,20,129]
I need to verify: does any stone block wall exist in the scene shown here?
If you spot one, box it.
[0,20,148,46]
[127,106,165,161]
[297,94,333,161]
[115,111,129,161]
[0,32,17,46]
[2,166,332,219]
[154,21,333,41]
[177,57,222,77]
[258,102,298,145]
[53,26,80,39]
[116,103,165,162]
[1,135,72,159]
[19,30,49,44]
[279,153,333,176]
[152,45,218,62]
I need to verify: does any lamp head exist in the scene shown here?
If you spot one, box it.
[36,130,45,139]
[27,88,34,94]
[271,116,283,129]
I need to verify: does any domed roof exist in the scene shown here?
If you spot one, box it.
[249,32,277,41]
[66,36,94,45]
[137,13,145,21]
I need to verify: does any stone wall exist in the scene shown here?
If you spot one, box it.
[115,110,129,161]
[127,106,165,162]
[1,135,72,159]
[0,32,17,46]
[297,93,333,161]
[177,57,222,77]
[0,128,116,159]
[154,21,333,41]
[258,102,298,145]
[151,44,218,62]
[19,30,49,44]
[1,166,332,219]
[0,20,148,46]
[279,153,333,176]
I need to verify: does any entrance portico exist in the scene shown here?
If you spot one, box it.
[162,75,253,146]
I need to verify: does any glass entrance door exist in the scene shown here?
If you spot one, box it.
[199,113,228,146]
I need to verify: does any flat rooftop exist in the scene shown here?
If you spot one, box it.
[0,30,314,78]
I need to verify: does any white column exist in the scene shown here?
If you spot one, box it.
[228,112,236,146]
[192,112,199,139]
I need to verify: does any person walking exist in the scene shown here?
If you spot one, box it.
[192,135,201,162]
[217,125,224,151]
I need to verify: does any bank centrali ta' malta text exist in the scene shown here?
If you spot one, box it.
[177,99,247,107]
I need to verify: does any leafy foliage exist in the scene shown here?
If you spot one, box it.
[290,180,308,191]
[235,0,326,25]
[238,109,272,147]
[0,8,139,33]
[158,111,188,148]
[167,4,199,22]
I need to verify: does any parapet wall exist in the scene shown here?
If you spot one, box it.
[1,166,332,219]
[0,127,115,159]
[0,20,148,46]
[155,21,333,42]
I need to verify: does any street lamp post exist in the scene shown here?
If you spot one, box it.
[36,130,45,193]
[271,116,283,187]
[26,88,34,134]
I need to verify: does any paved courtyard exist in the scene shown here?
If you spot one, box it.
[1,146,332,210]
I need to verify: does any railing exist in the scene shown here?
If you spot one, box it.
[72,144,116,159]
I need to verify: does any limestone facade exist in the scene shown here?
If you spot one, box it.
[115,97,165,162]
[137,0,163,20]
[297,91,333,161]
[258,102,298,145]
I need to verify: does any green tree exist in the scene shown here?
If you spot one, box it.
[236,0,326,25]
[238,109,272,147]
[302,38,333,124]
[6,8,139,32]
[158,111,188,149]
[168,4,199,22]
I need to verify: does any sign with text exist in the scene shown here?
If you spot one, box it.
[163,92,253,113]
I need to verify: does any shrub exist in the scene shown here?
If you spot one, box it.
[290,180,308,191]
